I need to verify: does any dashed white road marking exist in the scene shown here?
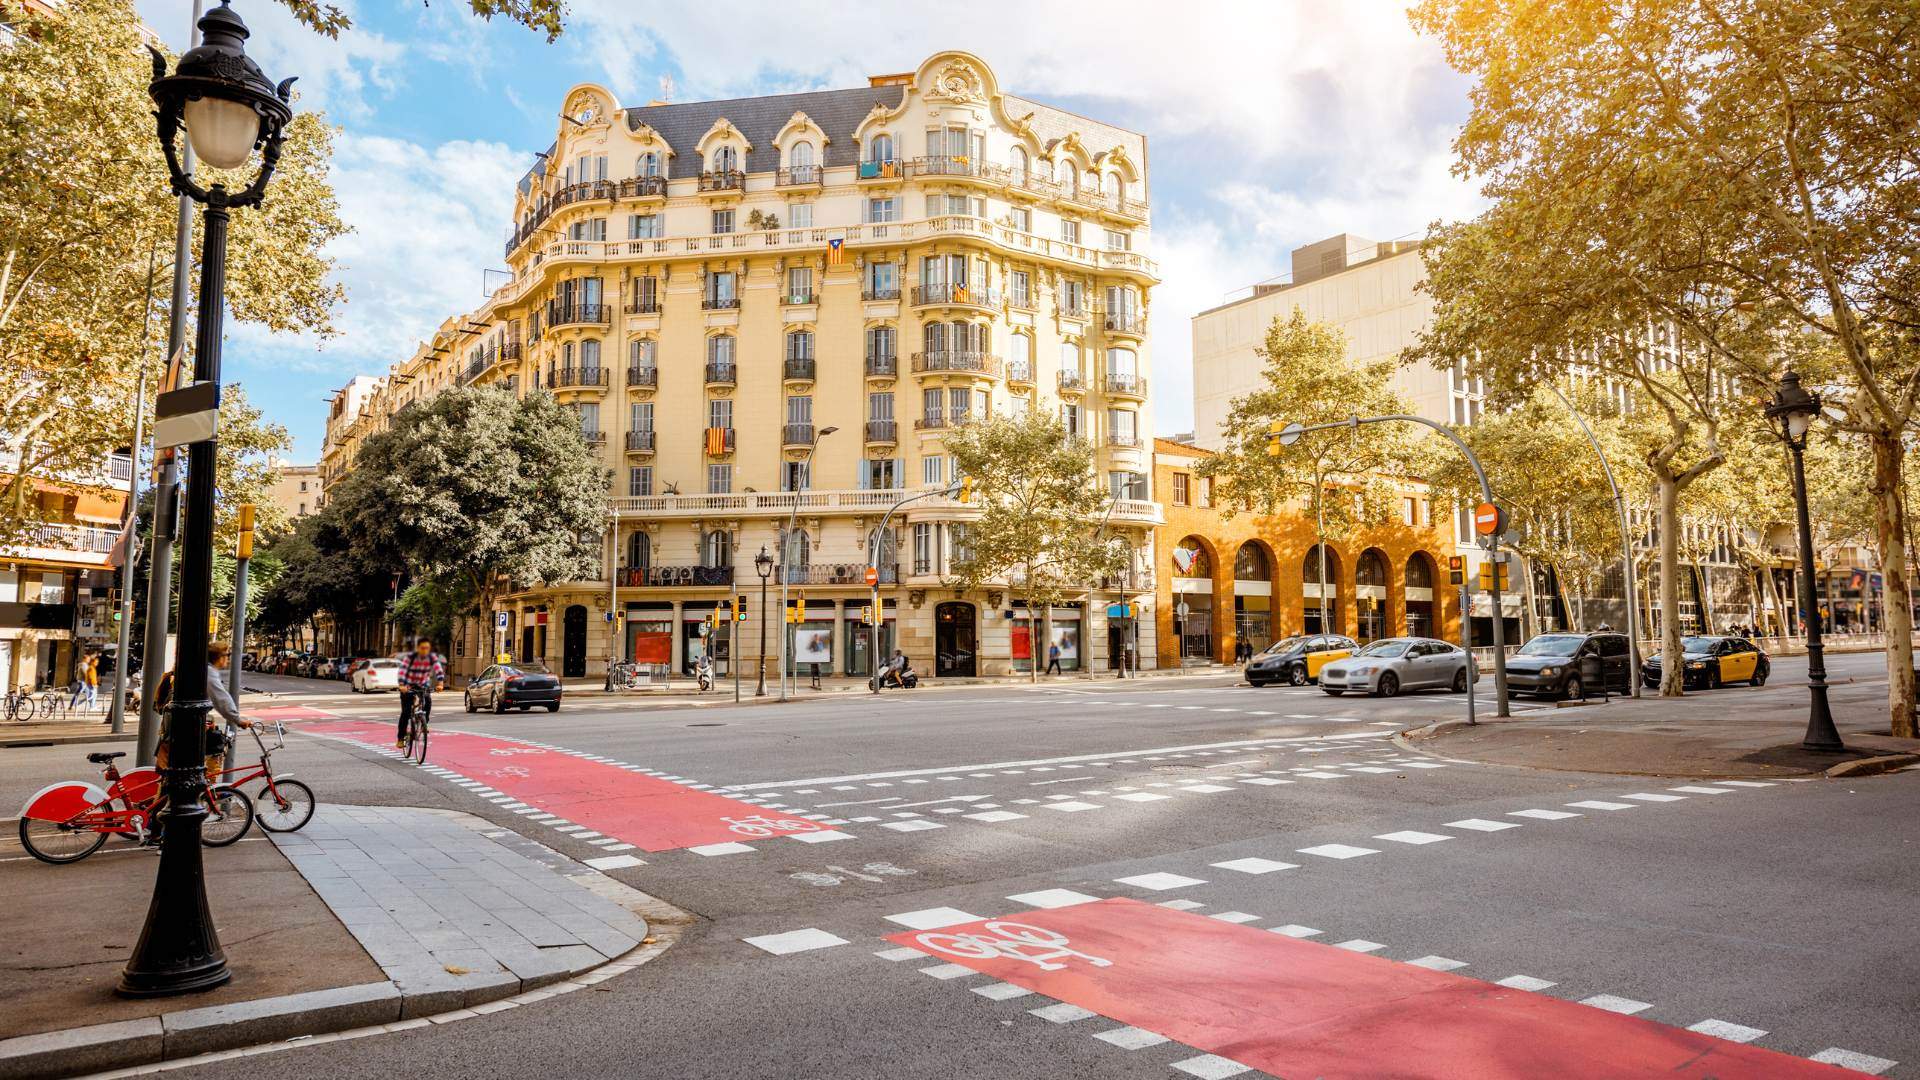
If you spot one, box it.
[1269,925,1321,938]
[1809,1049,1898,1075]
[1510,809,1581,820]
[1094,1026,1170,1049]
[1579,994,1652,1015]
[1210,857,1297,874]
[1029,1003,1098,1024]
[1688,1019,1768,1043]
[1113,872,1207,891]
[1407,955,1468,971]
[1374,830,1453,845]
[1171,1053,1253,1078]
[1496,975,1556,991]
[884,907,983,930]
[744,928,847,955]
[1298,844,1379,860]
[1005,888,1102,909]
[971,982,1035,1001]
[1566,800,1638,811]
[1445,818,1520,832]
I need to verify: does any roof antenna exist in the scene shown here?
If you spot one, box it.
[658,74,674,102]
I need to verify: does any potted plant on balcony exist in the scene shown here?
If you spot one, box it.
[747,209,781,231]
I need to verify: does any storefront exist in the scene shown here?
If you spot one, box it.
[624,604,673,668]
[844,599,896,676]
[1233,541,1274,654]
[1405,553,1437,638]
[1011,603,1083,672]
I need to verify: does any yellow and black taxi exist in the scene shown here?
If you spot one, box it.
[1246,634,1358,687]
[1640,635,1771,690]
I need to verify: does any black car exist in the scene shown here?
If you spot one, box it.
[1503,631,1633,699]
[1641,635,1770,690]
[464,662,562,713]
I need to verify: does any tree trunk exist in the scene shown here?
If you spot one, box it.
[1657,476,1685,696]
[1868,434,1916,738]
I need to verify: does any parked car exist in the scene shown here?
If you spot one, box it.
[1641,635,1770,690]
[352,657,402,693]
[299,654,331,679]
[1246,634,1358,687]
[464,662,562,713]
[1318,637,1473,697]
[1504,631,1634,699]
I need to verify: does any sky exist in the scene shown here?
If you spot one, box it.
[137,0,1486,461]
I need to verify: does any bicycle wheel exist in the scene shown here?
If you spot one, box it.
[18,816,107,864]
[254,777,315,832]
[411,720,429,764]
[200,787,254,847]
[10,696,33,722]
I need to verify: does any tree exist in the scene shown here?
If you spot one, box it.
[275,0,566,40]
[322,386,608,643]
[1410,0,1920,730]
[251,514,397,652]
[0,0,345,544]
[1200,311,1420,631]
[942,411,1130,681]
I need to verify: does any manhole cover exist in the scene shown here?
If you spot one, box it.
[687,722,726,727]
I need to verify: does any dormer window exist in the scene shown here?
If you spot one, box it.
[637,152,661,177]
[711,145,739,174]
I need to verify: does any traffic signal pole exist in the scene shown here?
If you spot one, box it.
[869,479,967,693]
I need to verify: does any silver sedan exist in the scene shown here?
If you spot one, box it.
[1317,637,1473,697]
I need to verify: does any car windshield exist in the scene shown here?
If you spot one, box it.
[1357,640,1410,658]
[1262,637,1307,656]
[1680,637,1719,653]
[1517,635,1584,657]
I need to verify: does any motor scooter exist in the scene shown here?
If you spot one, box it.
[695,655,714,692]
[871,666,919,690]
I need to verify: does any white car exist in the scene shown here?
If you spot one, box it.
[352,658,401,693]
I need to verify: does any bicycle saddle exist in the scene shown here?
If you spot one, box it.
[86,751,127,764]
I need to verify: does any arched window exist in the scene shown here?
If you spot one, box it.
[1234,543,1270,581]
[629,338,655,368]
[786,329,814,361]
[784,528,811,569]
[562,342,574,369]
[626,532,650,571]
[1356,548,1390,641]
[712,146,738,174]
[702,529,732,568]
[1009,147,1028,182]
[1106,347,1137,377]
[923,322,949,353]
[1302,544,1343,635]
[1009,332,1032,378]
[1173,537,1211,578]
[1062,162,1079,194]
[867,133,894,163]
[580,339,601,372]
[707,334,734,364]
[789,141,814,169]
[637,152,661,177]
[1357,549,1389,587]
[952,320,982,353]
[1405,553,1434,589]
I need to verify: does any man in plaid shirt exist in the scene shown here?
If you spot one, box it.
[396,638,446,748]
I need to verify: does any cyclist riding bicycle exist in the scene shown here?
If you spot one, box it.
[396,638,446,749]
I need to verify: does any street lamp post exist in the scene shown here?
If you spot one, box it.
[1766,371,1845,753]
[754,546,773,697]
[778,427,836,701]
[122,1,295,998]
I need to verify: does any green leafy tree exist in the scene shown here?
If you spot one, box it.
[1411,0,1920,726]
[943,411,1130,681]
[322,386,608,641]
[0,0,345,544]
[275,0,566,40]
[1200,311,1420,621]
[251,514,397,651]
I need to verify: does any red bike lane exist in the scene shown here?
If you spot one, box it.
[302,720,828,852]
[887,898,1854,1079]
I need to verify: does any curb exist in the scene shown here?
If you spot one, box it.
[1393,724,1920,781]
[0,834,691,1080]
[1825,752,1920,778]
[0,730,133,750]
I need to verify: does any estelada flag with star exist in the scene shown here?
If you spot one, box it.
[827,236,845,266]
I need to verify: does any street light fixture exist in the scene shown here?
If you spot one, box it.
[1765,370,1845,753]
[754,545,774,697]
[120,2,295,999]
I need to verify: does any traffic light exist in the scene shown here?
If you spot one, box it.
[956,476,974,503]
[235,503,256,559]
[736,595,749,621]
[1477,560,1511,592]
[1447,555,1465,586]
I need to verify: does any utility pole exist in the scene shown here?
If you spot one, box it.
[136,0,204,768]
[227,504,255,705]
[110,251,158,737]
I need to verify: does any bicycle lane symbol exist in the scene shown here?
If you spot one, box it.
[912,921,1112,972]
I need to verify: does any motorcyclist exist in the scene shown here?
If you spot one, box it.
[695,651,714,691]
[880,650,915,688]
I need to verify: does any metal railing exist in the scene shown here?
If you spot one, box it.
[862,286,901,301]
[783,358,816,381]
[914,415,949,430]
[1102,373,1147,397]
[782,423,815,446]
[581,429,607,447]
[1058,370,1087,392]
[705,362,737,384]
[784,290,816,306]
[776,166,822,186]
[911,350,1002,376]
[625,430,656,452]
[1105,432,1144,448]
[703,427,736,453]
[625,298,660,315]
[698,170,745,192]
[701,296,740,310]
[1006,361,1033,385]
[1102,310,1147,334]
[618,565,734,587]
[7,522,118,554]
[776,564,901,585]
[546,302,610,328]
[911,283,1002,309]
[626,365,658,388]
[865,352,898,377]
[548,366,609,389]
[865,420,898,442]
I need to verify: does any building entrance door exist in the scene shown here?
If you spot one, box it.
[934,602,976,677]
[562,605,587,678]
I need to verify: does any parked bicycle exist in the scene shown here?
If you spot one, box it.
[17,751,253,864]
[211,720,315,833]
[5,685,34,722]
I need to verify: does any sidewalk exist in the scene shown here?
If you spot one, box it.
[1402,685,1920,779]
[561,662,1232,697]
[0,805,667,1079]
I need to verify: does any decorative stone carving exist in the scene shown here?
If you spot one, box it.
[928,60,985,104]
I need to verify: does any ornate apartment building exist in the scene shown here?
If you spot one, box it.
[331,52,1163,679]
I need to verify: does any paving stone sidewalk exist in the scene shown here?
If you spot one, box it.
[272,805,651,1016]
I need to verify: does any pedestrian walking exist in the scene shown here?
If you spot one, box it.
[82,653,99,712]
[1046,641,1062,675]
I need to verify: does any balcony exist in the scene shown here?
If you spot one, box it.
[865,352,898,379]
[907,156,1001,184]
[1105,432,1144,449]
[618,176,668,200]
[500,341,523,364]
[1005,361,1033,388]
[783,357,816,384]
[1057,370,1087,394]
[782,423,816,447]
[625,298,661,315]
[913,415,950,431]
[1102,309,1147,337]
[1057,299,1090,320]
[617,565,734,588]
[856,158,903,182]
[776,165,822,188]
[547,302,611,328]
[626,365,658,391]
[784,289,816,306]
[704,427,736,455]
[911,350,1002,377]
[1102,373,1147,400]
[911,282,1001,311]
[581,429,607,448]
[861,285,901,302]
[776,563,901,586]
[705,362,737,386]
[698,170,745,194]
[625,430,656,454]
[864,420,898,444]
[548,366,609,391]
[701,296,740,311]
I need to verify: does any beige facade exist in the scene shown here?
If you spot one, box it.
[266,462,321,520]
[330,52,1164,680]
[1,451,130,690]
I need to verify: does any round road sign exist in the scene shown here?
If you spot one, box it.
[863,566,878,586]
[1473,502,1505,536]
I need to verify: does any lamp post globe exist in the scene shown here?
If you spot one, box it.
[1764,370,1845,753]
[121,1,295,999]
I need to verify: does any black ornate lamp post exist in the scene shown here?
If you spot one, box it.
[754,546,774,697]
[1766,371,1846,753]
[121,2,295,998]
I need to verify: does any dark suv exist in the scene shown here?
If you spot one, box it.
[1503,631,1633,699]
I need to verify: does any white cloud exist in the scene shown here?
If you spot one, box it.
[135,0,403,122]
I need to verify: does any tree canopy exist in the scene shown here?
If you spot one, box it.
[274,0,566,40]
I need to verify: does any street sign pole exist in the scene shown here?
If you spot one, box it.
[1456,550,1475,726]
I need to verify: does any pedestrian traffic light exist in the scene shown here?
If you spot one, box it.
[1447,555,1464,586]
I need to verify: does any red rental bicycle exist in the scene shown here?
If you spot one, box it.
[16,751,254,864]
[212,721,315,833]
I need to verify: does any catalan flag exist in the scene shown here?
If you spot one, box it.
[827,236,845,266]
[705,427,727,455]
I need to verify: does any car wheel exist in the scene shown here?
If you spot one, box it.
[493,693,507,714]
[1708,667,1723,690]
[1563,675,1583,701]
[1751,663,1768,687]
[463,693,476,714]
[1287,664,1308,687]
[1247,677,1268,688]
[1451,668,1469,693]
[546,704,559,713]
[1375,672,1399,698]
[1322,688,1344,696]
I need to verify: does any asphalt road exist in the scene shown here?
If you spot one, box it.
[9,651,1914,1079]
